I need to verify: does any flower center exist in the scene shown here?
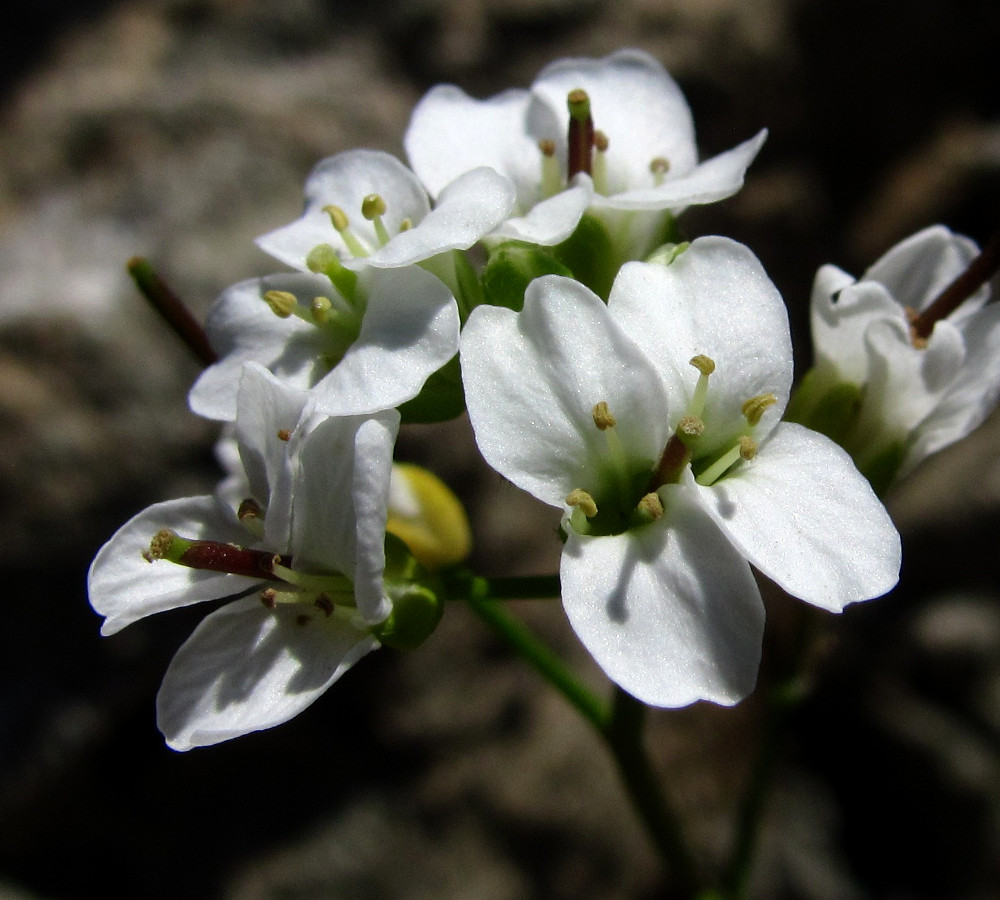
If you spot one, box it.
[144,527,360,627]
[564,356,777,536]
[536,89,673,199]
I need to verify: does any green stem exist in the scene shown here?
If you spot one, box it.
[461,574,702,896]
[601,687,701,898]
[465,585,607,730]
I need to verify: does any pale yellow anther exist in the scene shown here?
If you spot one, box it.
[678,415,705,438]
[538,139,557,157]
[739,435,758,460]
[263,290,298,318]
[566,488,598,518]
[592,401,617,430]
[594,130,609,152]
[361,193,387,221]
[398,218,413,232]
[690,355,716,376]
[636,492,664,521]
[311,296,332,324]
[237,498,264,522]
[650,157,671,186]
[323,205,351,232]
[741,393,777,426]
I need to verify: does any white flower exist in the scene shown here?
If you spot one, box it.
[188,265,459,421]
[460,238,900,707]
[256,149,515,274]
[405,48,766,254]
[798,225,1000,487]
[88,363,401,749]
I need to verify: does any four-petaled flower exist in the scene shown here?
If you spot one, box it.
[460,237,900,706]
[89,363,401,749]
[405,49,766,257]
[793,225,1000,491]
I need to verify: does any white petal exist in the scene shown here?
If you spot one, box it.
[461,274,671,509]
[905,303,1000,471]
[858,316,965,445]
[489,182,593,246]
[560,487,763,707]
[694,423,901,611]
[864,225,986,318]
[292,411,399,623]
[255,150,431,271]
[360,167,515,267]
[308,267,460,416]
[609,240,792,454]
[592,130,767,211]
[810,268,902,385]
[157,596,378,750]
[405,84,540,203]
[233,363,312,549]
[530,49,697,191]
[88,497,259,636]
[189,274,334,421]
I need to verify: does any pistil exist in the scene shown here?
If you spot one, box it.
[567,89,594,179]
[361,193,392,247]
[144,530,289,580]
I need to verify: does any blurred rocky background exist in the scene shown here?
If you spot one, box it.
[2,0,1000,897]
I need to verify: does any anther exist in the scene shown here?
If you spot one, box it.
[539,139,562,197]
[739,436,757,460]
[741,393,777,427]
[690,355,716,376]
[566,488,598,518]
[324,204,369,257]
[237,498,264,523]
[263,290,298,318]
[361,193,391,246]
[592,401,617,430]
[314,594,334,616]
[260,588,278,609]
[635,492,664,522]
[650,157,670,186]
[277,428,292,442]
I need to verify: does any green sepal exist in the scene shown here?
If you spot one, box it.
[397,353,465,424]
[858,441,906,498]
[373,534,444,650]
[785,369,863,444]
[482,242,572,311]
[552,214,616,300]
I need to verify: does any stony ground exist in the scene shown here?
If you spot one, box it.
[2,1,1000,897]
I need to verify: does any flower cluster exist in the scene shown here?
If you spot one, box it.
[89,48,997,749]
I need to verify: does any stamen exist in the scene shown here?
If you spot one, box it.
[398,218,413,232]
[696,437,757,487]
[324,204,369,257]
[566,488,598,518]
[538,139,562,198]
[361,193,392,247]
[592,401,617,430]
[566,89,594,178]
[305,244,359,303]
[592,130,609,195]
[260,588,278,609]
[634,492,664,523]
[650,157,670,186]
[270,562,355,597]
[566,488,597,534]
[687,355,716,418]
[277,429,292,442]
[741,393,777,427]
[237,498,266,539]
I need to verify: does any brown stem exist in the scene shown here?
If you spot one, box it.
[127,256,218,366]
[911,228,1000,341]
